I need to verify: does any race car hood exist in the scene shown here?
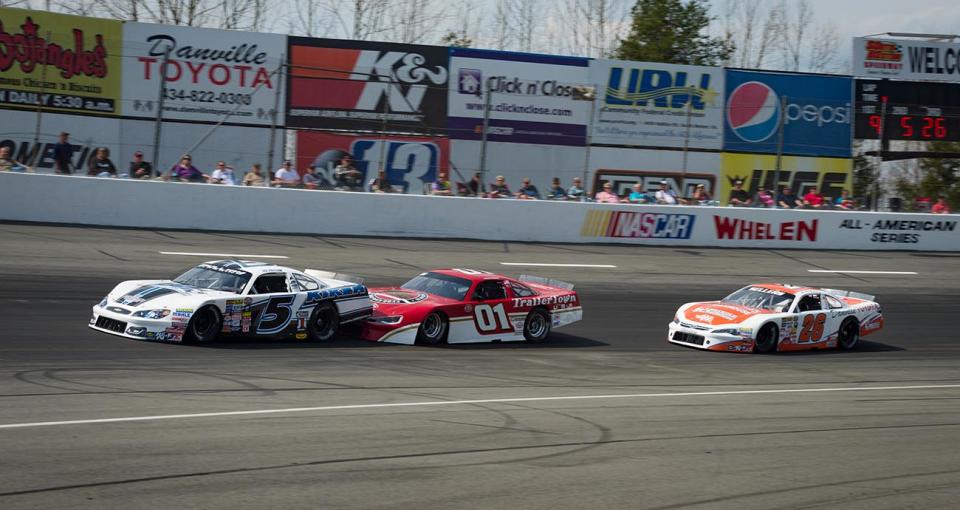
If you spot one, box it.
[108,281,232,310]
[681,301,773,326]
[368,287,459,314]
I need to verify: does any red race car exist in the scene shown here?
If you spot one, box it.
[361,269,582,345]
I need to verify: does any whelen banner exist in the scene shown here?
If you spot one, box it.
[853,37,960,83]
[0,7,122,115]
[723,70,852,158]
[447,48,589,146]
[286,37,449,134]
[588,59,724,149]
[122,22,286,125]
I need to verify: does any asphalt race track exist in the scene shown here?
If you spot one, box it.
[1,223,959,509]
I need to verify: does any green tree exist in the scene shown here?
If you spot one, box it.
[441,31,472,48]
[614,0,733,65]
[894,141,960,210]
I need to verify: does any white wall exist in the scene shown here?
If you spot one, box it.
[1,172,957,251]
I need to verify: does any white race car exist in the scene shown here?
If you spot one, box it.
[668,284,884,353]
[90,260,372,343]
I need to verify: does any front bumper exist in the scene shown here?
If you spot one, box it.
[89,305,185,342]
[667,322,755,353]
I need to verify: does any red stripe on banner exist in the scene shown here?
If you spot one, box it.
[289,78,365,109]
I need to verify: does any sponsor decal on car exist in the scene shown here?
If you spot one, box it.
[370,290,429,304]
[692,306,738,320]
[512,294,577,308]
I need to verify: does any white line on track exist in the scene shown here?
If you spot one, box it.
[807,270,918,275]
[2,384,958,430]
[500,263,617,268]
[159,251,289,259]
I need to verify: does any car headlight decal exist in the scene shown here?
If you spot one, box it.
[369,315,403,325]
[132,309,172,319]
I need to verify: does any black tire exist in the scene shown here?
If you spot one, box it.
[753,323,779,354]
[837,318,860,350]
[416,312,448,346]
[184,306,221,344]
[308,302,339,342]
[523,308,551,343]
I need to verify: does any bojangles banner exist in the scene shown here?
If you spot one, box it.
[0,7,122,115]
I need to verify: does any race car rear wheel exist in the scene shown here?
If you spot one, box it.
[838,318,860,350]
[523,308,551,343]
[416,312,448,346]
[308,302,339,342]
[753,323,778,354]
[185,306,221,344]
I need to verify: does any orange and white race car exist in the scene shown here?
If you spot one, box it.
[668,284,883,353]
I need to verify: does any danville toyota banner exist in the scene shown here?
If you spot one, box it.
[122,22,286,125]
[588,59,724,150]
[853,37,960,83]
[0,7,122,115]
[448,48,589,146]
[286,37,448,134]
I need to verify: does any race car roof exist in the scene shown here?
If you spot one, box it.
[428,268,506,282]
[204,259,295,275]
[749,283,819,294]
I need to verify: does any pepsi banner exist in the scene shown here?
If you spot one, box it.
[723,70,852,158]
[448,48,589,146]
[286,38,449,134]
[588,59,724,150]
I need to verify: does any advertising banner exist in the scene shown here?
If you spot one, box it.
[723,70,852,158]
[854,79,960,141]
[589,147,720,197]
[853,37,960,83]
[0,8,122,115]
[0,110,120,173]
[122,22,286,125]
[287,37,448,134]
[448,48,589,146]
[720,152,852,204]
[588,59,724,149]
[297,131,449,193]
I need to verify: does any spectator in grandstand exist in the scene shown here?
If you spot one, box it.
[129,151,152,179]
[208,161,236,185]
[272,160,300,187]
[52,132,72,174]
[802,186,825,209]
[334,156,364,191]
[87,147,117,177]
[567,177,586,201]
[932,196,951,214]
[691,184,717,205]
[467,172,485,196]
[595,181,621,203]
[167,155,205,182]
[0,146,31,172]
[369,169,395,193]
[302,164,323,189]
[488,175,512,198]
[753,185,775,208]
[728,180,752,207]
[242,163,264,186]
[777,186,801,209]
[655,180,684,205]
[546,177,566,200]
[627,183,650,204]
[835,189,854,210]
[515,177,541,200]
[431,169,454,196]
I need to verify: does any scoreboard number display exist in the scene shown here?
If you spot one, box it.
[855,79,960,141]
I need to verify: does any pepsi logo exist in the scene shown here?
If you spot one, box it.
[727,81,781,142]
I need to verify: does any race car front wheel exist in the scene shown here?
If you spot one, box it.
[185,306,221,344]
[308,302,339,342]
[417,312,447,345]
[753,323,778,354]
[837,318,860,350]
[523,308,551,343]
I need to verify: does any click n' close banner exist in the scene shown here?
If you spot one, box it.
[588,59,724,149]
[122,22,286,125]
[286,38,449,134]
[853,37,960,83]
[0,7,122,115]
[448,48,589,146]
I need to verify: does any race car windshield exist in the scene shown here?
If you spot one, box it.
[722,287,795,312]
[402,272,472,301]
[173,266,252,293]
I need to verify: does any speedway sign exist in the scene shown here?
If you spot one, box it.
[853,37,960,83]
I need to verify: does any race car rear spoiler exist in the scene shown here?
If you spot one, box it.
[822,288,875,302]
[304,269,365,285]
[519,274,575,290]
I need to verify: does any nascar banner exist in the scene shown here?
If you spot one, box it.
[853,37,960,83]
[286,37,448,134]
[448,48,589,146]
[588,59,724,150]
[720,152,852,204]
[0,7,122,115]
[122,22,286,125]
[723,70,852,158]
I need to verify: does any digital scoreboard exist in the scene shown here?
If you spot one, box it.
[854,79,960,141]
